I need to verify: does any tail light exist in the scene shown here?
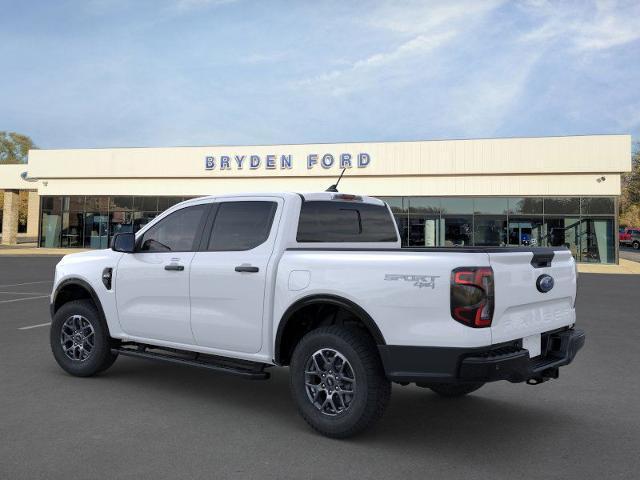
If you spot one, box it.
[450,267,494,328]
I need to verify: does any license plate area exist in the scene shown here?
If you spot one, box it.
[522,333,541,358]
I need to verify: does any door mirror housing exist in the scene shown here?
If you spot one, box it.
[112,232,136,253]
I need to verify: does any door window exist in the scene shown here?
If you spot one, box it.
[207,201,278,251]
[138,204,208,252]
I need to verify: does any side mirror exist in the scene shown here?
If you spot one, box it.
[112,232,136,253]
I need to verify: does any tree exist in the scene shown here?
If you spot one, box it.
[0,131,36,164]
[619,142,640,227]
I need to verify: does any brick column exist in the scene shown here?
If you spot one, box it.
[26,190,40,239]
[1,190,20,245]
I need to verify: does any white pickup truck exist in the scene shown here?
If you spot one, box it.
[50,192,585,438]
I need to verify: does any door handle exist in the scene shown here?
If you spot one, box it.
[165,264,185,271]
[235,265,259,273]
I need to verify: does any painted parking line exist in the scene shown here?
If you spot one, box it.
[0,280,53,288]
[0,295,50,304]
[18,322,51,330]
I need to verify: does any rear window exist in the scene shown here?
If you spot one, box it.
[297,201,398,243]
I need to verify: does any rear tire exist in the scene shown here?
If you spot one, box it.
[633,241,640,250]
[50,300,118,377]
[427,382,484,397]
[289,326,391,438]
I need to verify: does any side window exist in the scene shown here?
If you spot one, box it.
[139,204,208,252]
[207,201,278,251]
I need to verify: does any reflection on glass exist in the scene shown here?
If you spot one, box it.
[408,216,443,247]
[474,198,508,215]
[580,197,615,215]
[110,196,134,211]
[474,217,507,246]
[40,197,62,247]
[440,198,473,215]
[580,218,614,263]
[544,197,580,215]
[508,218,543,246]
[508,198,543,215]
[84,213,109,249]
[409,197,441,214]
[444,216,472,246]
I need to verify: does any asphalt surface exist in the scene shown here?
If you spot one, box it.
[620,246,640,263]
[0,256,638,480]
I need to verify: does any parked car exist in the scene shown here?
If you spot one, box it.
[49,192,584,438]
[620,227,640,249]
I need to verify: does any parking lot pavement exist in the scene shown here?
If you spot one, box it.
[1,256,639,480]
[620,246,640,263]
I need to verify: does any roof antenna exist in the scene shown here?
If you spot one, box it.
[326,168,347,192]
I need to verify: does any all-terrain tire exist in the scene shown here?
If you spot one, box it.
[50,299,118,377]
[289,326,391,438]
[428,382,484,397]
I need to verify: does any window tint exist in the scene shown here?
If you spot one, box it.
[207,201,277,251]
[297,201,398,242]
[139,204,207,252]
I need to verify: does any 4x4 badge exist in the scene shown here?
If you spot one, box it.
[384,274,439,289]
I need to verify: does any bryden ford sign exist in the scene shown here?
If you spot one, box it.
[205,153,371,171]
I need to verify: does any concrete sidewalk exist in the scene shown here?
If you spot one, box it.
[577,258,640,274]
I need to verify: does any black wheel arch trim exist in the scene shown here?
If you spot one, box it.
[51,278,108,328]
[274,294,386,365]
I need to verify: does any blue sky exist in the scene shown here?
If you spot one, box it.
[1,0,639,149]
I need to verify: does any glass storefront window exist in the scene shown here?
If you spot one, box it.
[443,216,472,246]
[474,217,507,246]
[408,197,441,214]
[508,197,542,215]
[440,198,473,215]
[474,198,508,215]
[580,218,614,263]
[133,211,158,232]
[85,196,109,213]
[508,218,543,246]
[542,217,581,260]
[544,197,580,215]
[157,197,186,211]
[581,197,615,215]
[61,197,85,247]
[110,196,134,211]
[84,213,109,249]
[134,196,159,212]
[37,195,618,264]
[40,197,63,248]
[408,216,442,247]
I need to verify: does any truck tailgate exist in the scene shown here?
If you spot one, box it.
[489,248,576,345]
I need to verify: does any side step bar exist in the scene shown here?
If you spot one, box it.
[112,345,270,380]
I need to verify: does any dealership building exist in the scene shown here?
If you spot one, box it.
[0,134,631,264]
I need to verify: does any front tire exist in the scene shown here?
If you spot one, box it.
[289,326,391,438]
[50,299,118,377]
[633,241,640,250]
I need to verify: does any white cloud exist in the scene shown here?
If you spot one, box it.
[519,0,640,51]
[297,0,506,96]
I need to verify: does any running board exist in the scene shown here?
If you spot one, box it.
[112,345,270,380]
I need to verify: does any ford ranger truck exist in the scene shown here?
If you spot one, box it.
[49,192,585,438]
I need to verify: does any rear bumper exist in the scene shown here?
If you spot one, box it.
[378,328,585,384]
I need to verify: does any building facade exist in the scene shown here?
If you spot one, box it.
[0,135,631,263]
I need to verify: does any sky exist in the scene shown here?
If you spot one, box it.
[1,0,639,149]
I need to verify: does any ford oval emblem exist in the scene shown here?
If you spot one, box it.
[536,274,554,293]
